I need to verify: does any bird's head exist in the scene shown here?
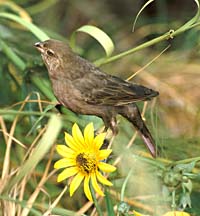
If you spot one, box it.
[34,39,72,71]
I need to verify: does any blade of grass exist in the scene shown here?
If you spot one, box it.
[95,0,200,67]
[105,188,115,216]
[120,169,133,201]
[2,115,62,194]
[0,12,49,41]
[0,1,32,22]
[70,25,114,57]
[132,0,154,32]
[42,185,68,216]
[0,195,42,216]
[26,0,59,15]
[0,39,26,70]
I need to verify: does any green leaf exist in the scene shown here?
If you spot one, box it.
[0,12,49,41]
[70,25,114,57]
[132,0,154,32]
[180,192,192,208]
[2,115,62,194]
[105,188,115,216]
[120,168,133,201]
[0,39,26,70]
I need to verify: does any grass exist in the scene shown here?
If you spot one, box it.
[0,0,200,215]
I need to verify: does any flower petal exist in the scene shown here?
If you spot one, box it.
[84,175,92,201]
[162,211,190,216]
[91,173,104,196]
[56,145,75,158]
[96,171,113,186]
[57,167,78,182]
[72,123,85,146]
[70,172,84,196]
[54,158,75,169]
[98,162,116,173]
[98,149,112,160]
[84,122,94,146]
[94,132,106,149]
[133,210,149,216]
[65,132,81,150]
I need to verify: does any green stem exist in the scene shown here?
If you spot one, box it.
[132,155,165,169]
[120,169,133,201]
[173,156,200,165]
[171,190,176,210]
[90,183,103,216]
[95,22,200,67]
[95,32,169,66]
[0,109,53,117]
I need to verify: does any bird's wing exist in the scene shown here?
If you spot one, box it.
[72,67,158,106]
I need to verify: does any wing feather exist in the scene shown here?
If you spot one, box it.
[71,56,158,106]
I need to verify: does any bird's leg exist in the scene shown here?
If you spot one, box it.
[102,115,118,149]
[102,115,118,135]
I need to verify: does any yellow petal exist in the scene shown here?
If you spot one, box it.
[57,167,78,182]
[65,132,81,150]
[56,145,75,158]
[69,172,84,196]
[94,132,106,149]
[162,211,190,216]
[98,162,116,173]
[96,171,113,186]
[84,122,94,146]
[72,123,85,146]
[54,158,75,169]
[84,175,92,201]
[133,210,149,216]
[91,173,104,196]
[98,149,112,160]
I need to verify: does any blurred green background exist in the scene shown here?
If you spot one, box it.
[0,0,200,215]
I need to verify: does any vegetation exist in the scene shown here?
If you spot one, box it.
[0,0,200,215]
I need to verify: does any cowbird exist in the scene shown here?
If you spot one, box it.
[34,39,159,157]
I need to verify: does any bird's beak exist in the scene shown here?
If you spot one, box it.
[34,42,45,53]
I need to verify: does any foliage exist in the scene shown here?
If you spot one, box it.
[0,0,200,215]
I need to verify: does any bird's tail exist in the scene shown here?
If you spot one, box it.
[119,104,157,157]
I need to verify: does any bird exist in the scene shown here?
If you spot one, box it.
[34,39,159,157]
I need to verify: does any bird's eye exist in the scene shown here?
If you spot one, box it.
[47,49,55,57]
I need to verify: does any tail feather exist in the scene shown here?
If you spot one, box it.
[138,123,156,157]
[119,104,157,157]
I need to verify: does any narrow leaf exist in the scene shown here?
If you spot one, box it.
[2,115,62,194]
[70,25,114,57]
[0,12,49,41]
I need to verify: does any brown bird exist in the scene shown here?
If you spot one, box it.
[34,39,159,157]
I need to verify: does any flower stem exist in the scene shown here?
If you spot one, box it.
[90,182,103,216]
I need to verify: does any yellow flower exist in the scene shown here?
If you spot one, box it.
[54,122,116,201]
[162,211,190,216]
[133,210,150,216]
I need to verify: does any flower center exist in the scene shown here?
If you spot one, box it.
[76,153,97,174]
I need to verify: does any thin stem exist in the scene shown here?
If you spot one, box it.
[173,156,200,165]
[0,109,53,117]
[95,33,170,66]
[95,22,200,67]
[120,169,133,201]
[171,190,176,210]
[132,154,165,170]
[90,183,103,216]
